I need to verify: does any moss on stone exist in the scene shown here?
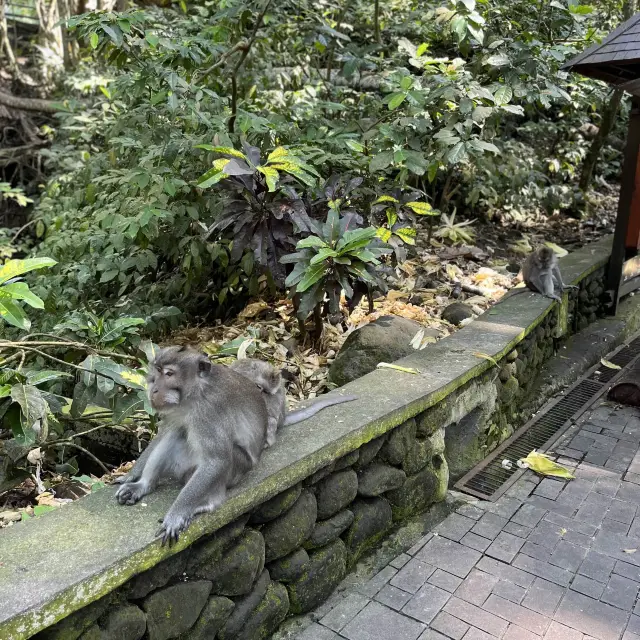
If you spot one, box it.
[343,498,393,564]
[249,484,302,524]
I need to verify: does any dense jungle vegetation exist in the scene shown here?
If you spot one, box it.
[0,0,634,517]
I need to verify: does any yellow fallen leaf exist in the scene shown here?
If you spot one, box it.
[600,358,621,370]
[624,548,637,554]
[473,352,498,367]
[518,451,575,479]
[544,241,568,257]
[560,528,567,536]
[377,363,420,374]
[238,301,268,319]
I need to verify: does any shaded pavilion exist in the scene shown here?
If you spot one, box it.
[563,13,640,312]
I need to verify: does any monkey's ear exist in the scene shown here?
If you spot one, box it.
[198,356,212,375]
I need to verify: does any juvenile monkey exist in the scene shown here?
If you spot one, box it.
[508,246,578,302]
[230,358,357,448]
[115,346,268,545]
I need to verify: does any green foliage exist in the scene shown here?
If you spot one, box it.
[434,210,477,245]
[282,203,390,323]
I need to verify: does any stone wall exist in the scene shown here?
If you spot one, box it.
[1,237,616,640]
[34,417,448,640]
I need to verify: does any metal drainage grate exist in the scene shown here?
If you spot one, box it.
[454,331,640,501]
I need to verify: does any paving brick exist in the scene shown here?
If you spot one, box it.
[544,512,598,538]
[558,479,596,505]
[471,513,508,540]
[513,554,573,587]
[416,537,482,579]
[528,495,577,517]
[522,577,565,617]
[623,631,640,640]
[341,602,426,640]
[320,593,370,632]
[484,594,551,635]
[358,566,398,597]
[529,518,567,549]
[511,504,547,529]
[486,531,525,564]
[522,541,553,562]
[630,518,640,539]
[390,559,436,594]
[486,497,522,520]
[407,534,433,556]
[503,522,534,539]
[391,553,411,569]
[535,478,564,500]
[595,476,623,497]
[614,560,640,581]
[454,569,498,606]
[429,611,469,640]
[402,583,450,624]
[503,624,540,640]
[607,499,638,524]
[456,503,485,520]
[606,459,631,473]
[557,448,585,462]
[460,532,491,553]
[543,620,584,640]
[550,540,588,572]
[507,479,539,501]
[374,585,412,611]
[492,579,526,604]
[570,574,605,599]
[617,482,640,506]
[627,615,640,635]
[601,518,630,535]
[601,573,639,611]
[554,590,628,640]
[443,597,509,637]
[298,622,341,640]
[435,514,477,542]
[476,556,535,588]
[575,492,612,527]
[579,550,617,583]
[593,530,640,567]
[626,472,640,486]
[461,629,495,640]
[417,631,448,640]
[570,435,596,452]
[428,569,463,593]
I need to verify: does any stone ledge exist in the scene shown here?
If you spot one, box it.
[0,236,612,640]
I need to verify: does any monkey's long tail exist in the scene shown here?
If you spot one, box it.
[284,395,358,426]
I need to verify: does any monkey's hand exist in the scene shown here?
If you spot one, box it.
[563,285,579,290]
[115,481,149,505]
[156,511,192,546]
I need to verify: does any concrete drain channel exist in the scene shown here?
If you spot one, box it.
[454,330,640,501]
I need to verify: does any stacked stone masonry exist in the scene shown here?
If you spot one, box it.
[9,240,613,640]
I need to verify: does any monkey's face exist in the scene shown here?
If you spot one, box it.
[147,363,182,412]
[537,246,555,267]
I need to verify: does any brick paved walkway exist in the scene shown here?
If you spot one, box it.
[297,402,640,640]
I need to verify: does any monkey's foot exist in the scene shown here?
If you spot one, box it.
[156,512,192,546]
[564,285,579,290]
[115,481,149,505]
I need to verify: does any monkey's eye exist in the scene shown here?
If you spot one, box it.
[164,370,174,378]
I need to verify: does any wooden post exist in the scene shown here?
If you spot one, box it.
[607,96,640,313]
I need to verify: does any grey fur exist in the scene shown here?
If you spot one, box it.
[115,346,268,545]
[230,358,357,446]
[521,246,578,302]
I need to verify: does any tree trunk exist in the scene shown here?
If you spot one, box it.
[578,89,624,191]
[578,0,635,191]
[0,89,59,113]
[0,0,20,75]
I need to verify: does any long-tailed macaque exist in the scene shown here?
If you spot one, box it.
[230,358,357,448]
[115,346,268,545]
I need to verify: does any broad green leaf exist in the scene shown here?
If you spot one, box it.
[347,263,375,283]
[406,201,437,216]
[26,370,72,386]
[33,505,57,516]
[467,24,484,43]
[11,384,48,429]
[494,85,513,105]
[90,32,99,49]
[0,299,30,329]
[400,76,413,90]
[297,236,328,249]
[197,164,228,188]
[486,53,510,66]
[284,262,308,287]
[369,151,394,172]
[0,384,11,398]
[446,142,468,164]
[210,146,247,159]
[374,195,399,205]
[102,24,123,47]
[460,0,475,9]
[145,32,159,47]
[113,393,145,422]
[1,282,44,309]
[266,146,290,163]
[338,227,377,252]
[310,248,339,265]
[377,227,393,243]
[324,208,340,244]
[388,92,406,110]
[296,263,328,293]
[351,249,379,263]
[387,209,398,227]
[394,227,417,244]
[345,139,364,153]
[0,258,57,285]
[501,104,524,116]
[257,166,279,192]
[471,140,500,154]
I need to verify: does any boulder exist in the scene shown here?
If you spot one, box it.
[315,469,358,519]
[441,302,474,326]
[329,315,424,385]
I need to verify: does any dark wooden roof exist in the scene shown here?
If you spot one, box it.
[562,13,640,95]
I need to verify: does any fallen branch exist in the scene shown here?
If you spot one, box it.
[0,90,59,114]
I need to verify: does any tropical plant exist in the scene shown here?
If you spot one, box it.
[281,205,390,339]
[434,210,477,245]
